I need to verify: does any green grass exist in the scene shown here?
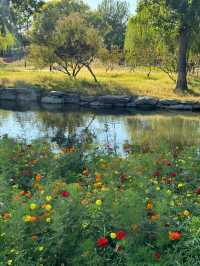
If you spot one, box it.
[1,62,200,100]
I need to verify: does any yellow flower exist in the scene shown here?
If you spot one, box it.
[96,199,102,206]
[156,186,160,191]
[46,217,51,223]
[110,232,117,239]
[7,260,12,265]
[38,246,44,252]
[183,210,190,217]
[146,201,153,210]
[46,195,52,202]
[178,183,184,188]
[30,203,37,210]
[23,215,32,222]
[45,204,52,211]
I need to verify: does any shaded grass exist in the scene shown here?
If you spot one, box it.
[0,64,200,100]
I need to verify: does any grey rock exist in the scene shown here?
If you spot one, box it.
[64,94,80,104]
[48,91,66,97]
[126,101,137,108]
[0,88,17,100]
[41,96,64,104]
[80,95,97,102]
[158,99,180,106]
[134,96,158,109]
[192,103,200,111]
[98,95,132,105]
[16,88,41,102]
[167,104,193,110]
[89,101,112,108]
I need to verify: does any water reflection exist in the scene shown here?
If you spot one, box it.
[0,107,200,151]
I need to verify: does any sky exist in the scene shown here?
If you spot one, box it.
[86,0,137,13]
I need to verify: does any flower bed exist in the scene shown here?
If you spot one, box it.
[1,137,200,265]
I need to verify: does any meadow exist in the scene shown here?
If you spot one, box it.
[1,137,200,265]
[1,61,200,101]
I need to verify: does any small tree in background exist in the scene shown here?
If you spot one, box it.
[52,13,101,81]
[30,0,102,82]
[124,4,178,80]
[98,46,123,71]
[98,0,129,50]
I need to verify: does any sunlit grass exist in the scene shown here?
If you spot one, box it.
[0,62,200,100]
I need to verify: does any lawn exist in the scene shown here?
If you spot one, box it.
[1,61,200,101]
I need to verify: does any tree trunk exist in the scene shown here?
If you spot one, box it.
[176,25,189,92]
[86,65,98,83]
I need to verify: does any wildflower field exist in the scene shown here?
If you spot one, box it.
[1,137,200,266]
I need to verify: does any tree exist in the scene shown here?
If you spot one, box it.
[11,0,44,32]
[124,10,159,77]
[124,5,178,80]
[135,0,200,92]
[98,0,129,50]
[30,3,102,81]
[98,46,123,71]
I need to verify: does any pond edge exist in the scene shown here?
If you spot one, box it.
[1,87,200,111]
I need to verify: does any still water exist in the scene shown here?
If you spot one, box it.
[0,105,200,151]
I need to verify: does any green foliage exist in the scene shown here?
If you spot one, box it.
[1,138,200,264]
[0,32,15,52]
[98,45,123,71]
[30,0,102,81]
[98,0,130,50]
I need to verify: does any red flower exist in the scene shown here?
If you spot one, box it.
[170,172,177,177]
[195,188,200,195]
[116,230,126,240]
[61,191,70,198]
[169,231,181,241]
[97,237,109,248]
[154,171,161,177]
[154,252,161,261]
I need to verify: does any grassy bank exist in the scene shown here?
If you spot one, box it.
[1,137,200,265]
[1,63,200,101]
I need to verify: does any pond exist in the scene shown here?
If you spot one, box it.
[0,103,200,152]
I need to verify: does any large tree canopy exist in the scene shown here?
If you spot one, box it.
[30,0,102,81]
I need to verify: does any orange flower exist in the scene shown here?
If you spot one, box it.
[146,201,153,210]
[3,212,11,221]
[30,160,37,165]
[20,191,27,196]
[30,216,38,222]
[169,231,181,241]
[35,174,42,182]
[14,195,20,201]
[31,235,38,241]
[95,173,102,182]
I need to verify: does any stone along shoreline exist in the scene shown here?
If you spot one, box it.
[1,87,200,111]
